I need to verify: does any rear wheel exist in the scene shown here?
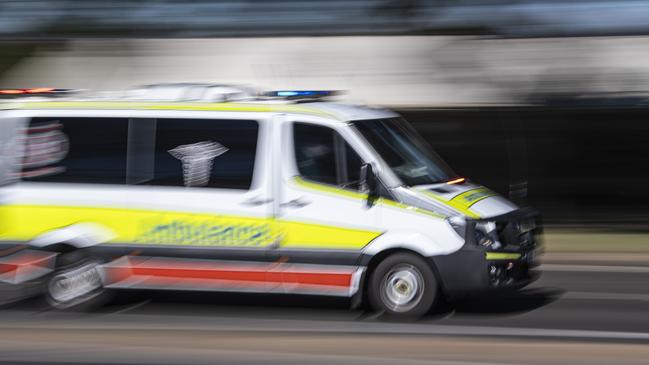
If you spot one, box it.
[45,250,109,310]
[368,253,438,317]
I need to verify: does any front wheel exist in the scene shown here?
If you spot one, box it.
[368,253,438,317]
[45,251,110,310]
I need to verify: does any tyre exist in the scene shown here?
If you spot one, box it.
[368,252,438,317]
[45,250,110,310]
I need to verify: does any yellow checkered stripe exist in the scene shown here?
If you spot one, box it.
[420,187,497,219]
[0,204,380,250]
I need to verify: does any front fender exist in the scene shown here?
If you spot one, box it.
[362,229,464,257]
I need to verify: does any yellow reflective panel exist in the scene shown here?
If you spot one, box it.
[279,220,382,250]
[293,177,446,220]
[292,176,368,200]
[419,190,480,219]
[0,205,276,247]
[0,204,381,250]
[379,198,446,219]
[485,252,521,260]
[450,187,497,210]
[419,187,498,219]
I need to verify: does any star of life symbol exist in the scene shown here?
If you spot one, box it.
[16,121,69,178]
[168,141,229,187]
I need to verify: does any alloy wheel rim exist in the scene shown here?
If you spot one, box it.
[380,264,425,312]
[48,261,103,306]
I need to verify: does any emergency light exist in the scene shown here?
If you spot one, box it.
[0,88,77,96]
[264,90,340,99]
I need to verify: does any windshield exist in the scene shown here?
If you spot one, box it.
[352,118,456,186]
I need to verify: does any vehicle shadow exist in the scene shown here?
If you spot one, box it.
[444,287,564,315]
[92,286,565,323]
[3,283,564,323]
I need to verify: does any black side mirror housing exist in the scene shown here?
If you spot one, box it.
[360,163,379,208]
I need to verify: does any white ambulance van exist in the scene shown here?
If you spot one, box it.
[0,86,540,316]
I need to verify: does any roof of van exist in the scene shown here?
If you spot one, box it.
[1,100,398,122]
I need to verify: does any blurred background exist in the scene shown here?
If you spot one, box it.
[1,1,649,364]
[4,0,649,228]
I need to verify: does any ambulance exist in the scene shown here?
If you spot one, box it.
[0,85,540,316]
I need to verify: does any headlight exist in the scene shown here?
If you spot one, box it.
[447,215,467,239]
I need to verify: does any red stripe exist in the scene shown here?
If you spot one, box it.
[0,263,17,274]
[130,267,352,287]
[271,271,351,287]
[0,252,53,274]
[118,275,351,295]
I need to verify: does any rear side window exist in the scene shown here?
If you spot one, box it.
[20,117,128,184]
[19,117,259,190]
[142,118,259,189]
[293,123,363,189]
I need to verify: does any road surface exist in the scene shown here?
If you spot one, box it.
[0,261,647,365]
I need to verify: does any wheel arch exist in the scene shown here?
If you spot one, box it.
[27,223,115,250]
[363,230,462,257]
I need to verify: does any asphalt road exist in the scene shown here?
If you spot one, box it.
[0,262,647,365]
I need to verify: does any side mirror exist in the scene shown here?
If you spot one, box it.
[360,163,379,208]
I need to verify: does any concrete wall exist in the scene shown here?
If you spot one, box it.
[4,36,649,106]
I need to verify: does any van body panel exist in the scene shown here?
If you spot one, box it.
[0,101,540,300]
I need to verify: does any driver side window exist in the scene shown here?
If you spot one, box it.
[293,123,363,190]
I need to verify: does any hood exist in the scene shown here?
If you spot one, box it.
[410,182,518,219]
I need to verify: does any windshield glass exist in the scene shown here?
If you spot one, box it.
[352,118,456,186]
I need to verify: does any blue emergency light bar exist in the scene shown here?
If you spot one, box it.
[264,90,340,99]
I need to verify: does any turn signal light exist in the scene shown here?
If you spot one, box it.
[446,177,466,185]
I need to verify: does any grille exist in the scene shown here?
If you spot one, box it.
[496,218,538,250]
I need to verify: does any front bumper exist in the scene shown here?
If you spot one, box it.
[432,208,541,298]
[431,245,538,299]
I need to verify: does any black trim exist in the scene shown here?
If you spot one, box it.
[85,245,270,263]
[275,249,362,266]
[433,207,541,298]
[430,243,537,299]
[430,243,489,297]
[1,242,362,267]
[0,241,27,252]
[473,206,539,223]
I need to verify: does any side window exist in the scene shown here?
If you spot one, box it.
[145,118,258,189]
[293,123,363,189]
[20,117,128,184]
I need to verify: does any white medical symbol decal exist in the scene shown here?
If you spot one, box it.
[168,141,229,187]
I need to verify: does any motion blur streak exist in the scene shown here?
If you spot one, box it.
[6,36,649,106]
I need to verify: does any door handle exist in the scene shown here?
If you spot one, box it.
[240,197,273,206]
[280,197,311,208]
